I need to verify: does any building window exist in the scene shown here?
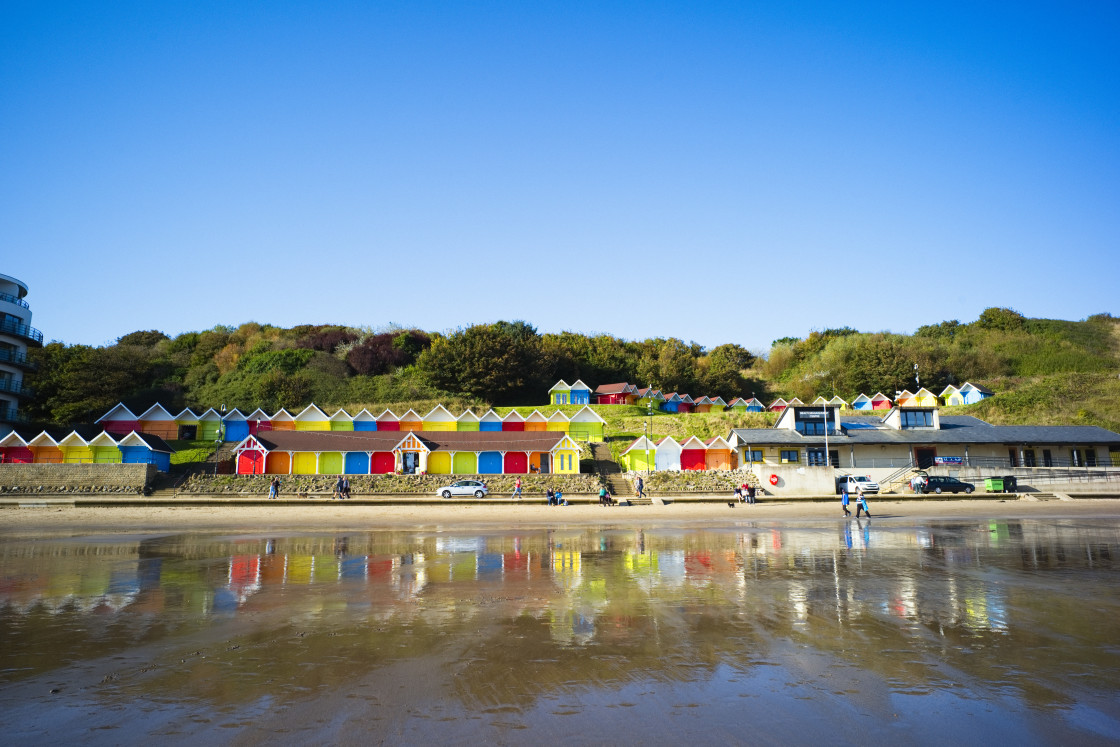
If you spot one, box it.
[1086,449,1097,467]
[743,449,763,463]
[806,449,838,466]
[900,410,934,428]
[780,449,799,464]
[1023,450,1036,467]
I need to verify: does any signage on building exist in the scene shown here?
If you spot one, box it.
[934,456,963,465]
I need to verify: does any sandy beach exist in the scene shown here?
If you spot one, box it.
[2,497,1119,533]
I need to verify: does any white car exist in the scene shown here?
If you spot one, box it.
[836,475,879,494]
[436,480,489,499]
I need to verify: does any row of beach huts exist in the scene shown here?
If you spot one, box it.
[550,380,994,411]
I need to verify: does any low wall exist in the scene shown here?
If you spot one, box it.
[641,470,759,494]
[181,472,604,496]
[0,463,156,494]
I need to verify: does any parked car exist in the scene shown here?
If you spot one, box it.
[919,476,975,494]
[836,475,879,494]
[436,480,488,499]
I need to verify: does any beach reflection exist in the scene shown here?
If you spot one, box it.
[2,519,1119,741]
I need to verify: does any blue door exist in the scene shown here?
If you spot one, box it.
[478,451,502,473]
[344,452,370,474]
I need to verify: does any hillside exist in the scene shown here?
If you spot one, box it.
[22,309,1120,435]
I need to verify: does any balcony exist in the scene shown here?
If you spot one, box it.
[0,318,43,346]
[0,378,33,398]
[0,347,38,371]
[0,291,30,310]
[0,403,30,423]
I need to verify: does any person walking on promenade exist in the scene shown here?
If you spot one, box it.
[513,476,522,500]
[636,476,646,500]
[841,487,851,517]
[333,475,344,500]
[743,483,756,505]
[855,485,871,518]
[268,477,279,499]
[340,476,351,500]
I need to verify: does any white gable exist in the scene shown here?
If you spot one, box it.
[96,403,138,423]
[138,403,176,421]
[295,404,329,422]
[568,405,606,424]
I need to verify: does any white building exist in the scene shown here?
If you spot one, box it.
[0,273,42,435]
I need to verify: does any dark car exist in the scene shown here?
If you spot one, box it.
[919,476,975,494]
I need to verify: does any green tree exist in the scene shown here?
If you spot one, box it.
[416,322,543,404]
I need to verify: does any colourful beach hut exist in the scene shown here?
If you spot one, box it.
[870,393,892,411]
[0,431,32,463]
[325,409,352,431]
[678,394,695,413]
[548,380,572,405]
[635,388,665,410]
[914,388,940,407]
[423,405,456,432]
[620,436,656,472]
[197,408,224,440]
[294,404,331,431]
[352,409,377,431]
[118,431,173,471]
[768,398,788,413]
[704,436,733,471]
[26,431,62,463]
[87,431,123,463]
[810,396,828,406]
[693,396,714,413]
[523,410,548,432]
[744,397,765,412]
[174,408,200,439]
[546,411,571,433]
[222,409,250,442]
[269,408,296,431]
[960,382,994,404]
[375,409,400,431]
[679,435,708,471]
[138,403,179,441]
[727,397,750,412]
[398,409,423,432]
[58,431,93,464]
[501,410,526,432]
[569,380,592,405]
[786,398,804,407]
[568,405,606,441]
[246,408,271,435]
[828,395,849,410]
[895,390,917,407]
[852,394,873,411]
[479,409,503,432]
[96,403,140,436]
[940,385,963,407]
[594,383,637,405]
[661,393,682,413]
[655,436,682,471]
[455,410,480,432]
[709,396,728,411]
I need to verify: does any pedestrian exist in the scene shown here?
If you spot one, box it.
[513,476,522,500]
[341,476,350,500]
[333,475,344,500]
[599,486,608,505]
[636,476,646,500]
[841,487,851,517]
[855,485,871,518]
[546,488,555,505]
[268,476,279,499]
[743,483,755,505]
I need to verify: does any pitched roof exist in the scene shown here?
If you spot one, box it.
[250,429,574,454]
[594,382,632,395]
[96,403,138,423]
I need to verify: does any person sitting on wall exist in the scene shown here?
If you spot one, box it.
[546,488,555,505]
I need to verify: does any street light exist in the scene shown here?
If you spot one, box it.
[646,386,653,476]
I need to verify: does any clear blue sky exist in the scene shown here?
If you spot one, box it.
[3,1,1118,353]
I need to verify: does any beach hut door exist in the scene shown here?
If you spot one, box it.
[539,454,550,473]
[402,452,419,474]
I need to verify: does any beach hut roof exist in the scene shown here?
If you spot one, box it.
[680,394,695,404]
[57,430,91,447]
[570,380,591,392]
[222,408,248,422]
[961,382,994,395]
[398,409,422,422]
[96,403,138,423]
[811,396,828,405]
[939,385,960,397]
[294,404,329,422]
[375,409,399,422]
[709,396,727,407]
[423,404,455,422]
[546,410,570,423]
[138,403,176,421]
[620,436,657,454]
[87,431,120,447]
[828,395,848,406]
[479,409,502,423]
[705,435,731,449]
[679,435,708,449]
[270,408,295,422]
[664,392,683,403]
[118,431,174,452]
[352,408,377,422]
[896,389,916,399]
[852,393,872,404]
[329,408,352,422]
[0,431,28,447]
[915,387,937,398]
[524,409,548,423]
[594,382,632,395]
[786,398,804,406]
[548,380,571,392]
[655,435,681,448]
[746,397,764,407]
[456,409,480,423]
[246,408,271,421]
[569,405,606,423]
[198,407,224,422]
[769,398,787,407]
[176,408,200,421]
[502,410,526,423]
[870,392,892,403]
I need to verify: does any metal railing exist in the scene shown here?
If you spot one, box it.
[0,347,37,369]
[0,292,29,310]
[0,404,29,423]
[0,318,43,344]
[0,378,32,396]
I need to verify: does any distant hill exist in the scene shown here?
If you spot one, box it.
[24,310,1119,432]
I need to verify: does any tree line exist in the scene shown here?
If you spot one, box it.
[22,309,1117,427]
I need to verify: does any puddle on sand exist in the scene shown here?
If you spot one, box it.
[2,519,1119,743]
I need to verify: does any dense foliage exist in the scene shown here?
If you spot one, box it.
[22,309,1119,430]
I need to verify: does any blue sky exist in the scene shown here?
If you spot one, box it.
[3,1,1118,353]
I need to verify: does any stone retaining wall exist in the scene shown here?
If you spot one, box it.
[641,471,761,494]
[0,463,156,494]
[181,472,604,496]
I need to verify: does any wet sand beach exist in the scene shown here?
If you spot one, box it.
[2,497,1118,533]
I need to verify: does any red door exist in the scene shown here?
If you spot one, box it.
[504,452,528,473]
[238,450,264,474]
[372,452,395,474]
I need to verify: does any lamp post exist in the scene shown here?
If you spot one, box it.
[646,388,653,476]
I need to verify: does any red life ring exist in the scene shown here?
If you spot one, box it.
[769,474,779,486]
